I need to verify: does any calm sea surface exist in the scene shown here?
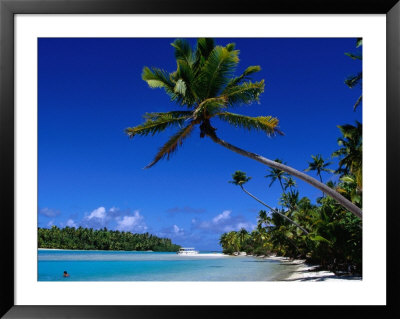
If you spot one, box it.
[38,250,298,281]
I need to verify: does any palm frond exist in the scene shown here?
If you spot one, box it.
[174,79,187,95]
[125,114,190,138]
[225,43,236,52]
[143,111,193,121]
[344,72,362,88]
[142,66,185,104]
[195,46,239,99]
[145,123,195,168]
[171,39,193,66]
[217,112,282,136]
[224,66,261,90]
[223,80,265,105]
[142,67,174,91]
[174,59,197,105]
[193,96,228,119]
[344,52,362,60]
[194,38,215,66]
[353,95,362,111]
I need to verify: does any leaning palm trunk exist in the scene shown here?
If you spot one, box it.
[318,174,325,198]
[131,38,362,220]
[208,134,363,219]
[239,185,309,235]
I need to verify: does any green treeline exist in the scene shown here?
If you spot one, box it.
[38,226,181,252]
[220,122,362,275]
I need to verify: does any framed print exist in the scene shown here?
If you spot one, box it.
[1,0,399,318]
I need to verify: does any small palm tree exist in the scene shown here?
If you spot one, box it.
[226,231,240,253]
[125,38,361,219]
[265,159,288,192]
[305,154,334,184]
[251,228,268,248]
[283,177,297,191]
[237,228,249,250]
[219,233,229,249]
[280,190,300,210]
[229,171,308,235]
[257,210,272,229]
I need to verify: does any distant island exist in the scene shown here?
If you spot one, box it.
[38,226,181,252]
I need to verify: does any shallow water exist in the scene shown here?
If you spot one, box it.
[38,250,298,281]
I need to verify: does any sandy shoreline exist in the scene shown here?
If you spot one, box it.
[261,255,362,281]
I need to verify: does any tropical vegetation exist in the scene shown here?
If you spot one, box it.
[220,122,362,275]
[38,226,181,251]
[125,38,362,219]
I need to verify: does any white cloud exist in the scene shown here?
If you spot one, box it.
[66,219,77,228]
[193,210,255,234]
[47,220,54,227]
[212,210,231,224]
[116,211,147,232]
[87,207,106,220]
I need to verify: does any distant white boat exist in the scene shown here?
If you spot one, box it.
[177,247,199,255]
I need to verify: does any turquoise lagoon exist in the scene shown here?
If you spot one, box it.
[38,249,298,281]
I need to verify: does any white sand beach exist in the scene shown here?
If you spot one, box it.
[263,256,362,282]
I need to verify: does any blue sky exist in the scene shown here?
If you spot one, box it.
[38,38,362,250]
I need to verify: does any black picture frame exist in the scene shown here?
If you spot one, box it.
[1,0,399,317]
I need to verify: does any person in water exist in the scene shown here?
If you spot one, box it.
[63,271,70,277]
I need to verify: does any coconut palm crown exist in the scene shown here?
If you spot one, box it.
[229,170,251,186]
[265,159,289,191]
[125,38,362,219]
[125,38,282,168]
[304,154,334,183]
[284,177,297,191]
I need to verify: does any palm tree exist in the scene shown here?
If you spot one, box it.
[332,122,362,191]
[229,171,309,235]
[226,231,240,253]
[257,210,272,229]
[280,190,300,210]
[304,154,333,184]
[265,159,288,192]
[284,177,297,191]
[219,233,229,248]
[251,228,268,248]
[125,38,362,219]
[237,228,249,250]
